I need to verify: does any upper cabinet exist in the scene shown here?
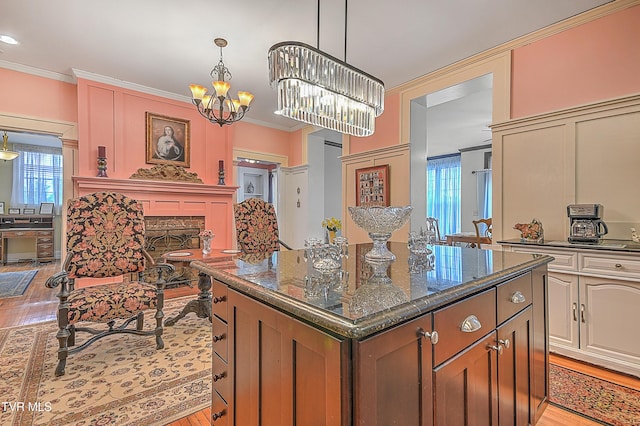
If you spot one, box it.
[492,94,640,243]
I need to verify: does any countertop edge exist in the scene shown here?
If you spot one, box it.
[191,255,552,340]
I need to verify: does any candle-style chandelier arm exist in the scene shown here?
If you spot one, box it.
[189,38,254,127]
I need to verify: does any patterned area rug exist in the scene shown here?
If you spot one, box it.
[549,363,640,426]
[0,270,38,298]
[0,298,212,426]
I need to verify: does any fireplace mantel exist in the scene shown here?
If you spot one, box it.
[72,176,239,248]
[73,176,239,197]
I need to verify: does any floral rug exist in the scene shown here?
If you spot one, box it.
[0,270,38,298]
[549,363,640,426]
[0,298,212,426]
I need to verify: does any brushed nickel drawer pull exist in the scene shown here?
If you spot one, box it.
[487,344,504,355]
[417,328,439,344]
[461,315,482,333]
[510,291,526,304]
[580,304,586,323]
[572,303,578,321]
[498,338,510,349]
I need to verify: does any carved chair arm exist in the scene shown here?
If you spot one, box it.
[45,270,69,289]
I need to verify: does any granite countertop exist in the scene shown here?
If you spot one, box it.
[191,242,552,340]
[499,238,640,253]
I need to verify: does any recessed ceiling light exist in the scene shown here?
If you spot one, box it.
[0,35,18,45]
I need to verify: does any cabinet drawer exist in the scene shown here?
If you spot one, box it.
[38,230,54,237]
[212,280,228,322]
[37,236,54,244]
[579,253,640,280]
[211,389,228,426]
[433,288,496,366]
[212,315,228,362]
[512,247,577,272]
[3,230,37,238]
[497,273,532,324]
[212,352,230,402]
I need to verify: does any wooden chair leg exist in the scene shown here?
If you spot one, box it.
[55,327,70,376]
[136,312,144,330]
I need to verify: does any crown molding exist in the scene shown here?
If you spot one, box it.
[0,60,75,84]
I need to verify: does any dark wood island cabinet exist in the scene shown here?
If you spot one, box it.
[192,243,552,425]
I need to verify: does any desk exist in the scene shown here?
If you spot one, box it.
[161,249,237,326]
[1,214,55,265]
[445,232,491,247]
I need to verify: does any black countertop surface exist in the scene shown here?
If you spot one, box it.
[191,242,552,339]
[499,238,640,253]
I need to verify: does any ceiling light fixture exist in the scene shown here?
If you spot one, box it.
[0,35,18,45]
[0,131,19,161]
[189,38,254,127]
[268,0,384,137]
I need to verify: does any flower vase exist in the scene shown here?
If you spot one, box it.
[328,230,337,243]
[201,236,212,255]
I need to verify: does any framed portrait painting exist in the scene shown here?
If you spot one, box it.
[356,164,390,207]
[146,112,190,167]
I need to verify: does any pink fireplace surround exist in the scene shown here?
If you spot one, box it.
[72,176,238,250]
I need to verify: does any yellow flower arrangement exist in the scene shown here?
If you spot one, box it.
[322,217,342,232]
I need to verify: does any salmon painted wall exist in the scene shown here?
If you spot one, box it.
[512,5,640,118]
[349,91,400,154]
[0,68,77,123]
[229,120,301,166]
[76,78,229,183]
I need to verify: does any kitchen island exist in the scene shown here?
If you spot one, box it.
[191,243,553,425]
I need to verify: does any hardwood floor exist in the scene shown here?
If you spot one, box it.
[2,260,638,425]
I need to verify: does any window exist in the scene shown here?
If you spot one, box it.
[11,143,63,213]
[427,154,461,237]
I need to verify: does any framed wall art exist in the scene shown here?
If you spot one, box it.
[146,112,190,167]
[8,208,20,215]
[0,201,4,215]
[355,164,390,207]
[23,208,36,215]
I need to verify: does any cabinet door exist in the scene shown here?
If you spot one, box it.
[355,314,434,425]
[229,289,345,426]
[579,276,640,373]
[433,332,499,426]
[547,272,579,349]
[497,307,533,426]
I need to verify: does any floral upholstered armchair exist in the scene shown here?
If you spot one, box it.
[233,198,292,253]
[45,192,174,376]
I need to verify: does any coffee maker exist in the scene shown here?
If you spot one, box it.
[567,204,608,244]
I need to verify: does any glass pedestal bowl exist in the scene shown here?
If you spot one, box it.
[348,205,413,261]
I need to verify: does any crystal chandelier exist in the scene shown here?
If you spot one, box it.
[268,42,384,137]
[268,0,384,138]
[189,38,254,127]
[0,131,19,161]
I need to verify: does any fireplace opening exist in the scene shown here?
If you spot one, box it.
[144,216,205,288]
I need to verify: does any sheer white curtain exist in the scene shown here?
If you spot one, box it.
[427,154,461,237]
[11,143,63,214]
[475,170,492,219]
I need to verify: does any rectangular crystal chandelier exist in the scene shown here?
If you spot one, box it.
[268,42,384,137]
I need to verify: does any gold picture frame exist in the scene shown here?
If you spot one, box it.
[146,112,190,167]
[356,164,390,207]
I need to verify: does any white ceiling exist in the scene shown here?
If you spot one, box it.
[0,0,611,146]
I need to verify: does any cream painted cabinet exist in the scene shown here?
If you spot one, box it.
[578,275,640,372]
[506,244,640,376]
[547,272,579,349]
